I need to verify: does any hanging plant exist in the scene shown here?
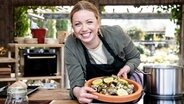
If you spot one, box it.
[157,5,182,53]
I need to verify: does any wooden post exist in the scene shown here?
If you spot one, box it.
[181,5,184,66]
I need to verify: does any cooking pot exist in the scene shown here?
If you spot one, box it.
[142,64,183,96]
[143,94,184,104]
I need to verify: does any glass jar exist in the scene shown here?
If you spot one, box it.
[5,86,28,104]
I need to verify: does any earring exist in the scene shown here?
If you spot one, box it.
[98,29,103,37]
[72,32,77,39]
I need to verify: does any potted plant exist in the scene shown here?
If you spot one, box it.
[14,6,53,44]
[31,28,46,44]
[30,18,46,43]
[14,6,29,43]
[56,19,68,44]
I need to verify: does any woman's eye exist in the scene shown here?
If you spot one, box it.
[87,21,93,24]
[74,23,81,27]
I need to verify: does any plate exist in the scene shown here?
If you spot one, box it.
[0,86,39,98]
[85,77,143,103]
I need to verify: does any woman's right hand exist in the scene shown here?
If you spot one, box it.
[73,86,98,104]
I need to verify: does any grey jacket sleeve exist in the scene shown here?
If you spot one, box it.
[64,35,86,99]
[114,25,141,70]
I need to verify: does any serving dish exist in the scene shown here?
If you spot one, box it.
[85,76,143,103]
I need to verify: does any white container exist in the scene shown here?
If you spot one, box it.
[24,38,37,44]
[45,38,59,44]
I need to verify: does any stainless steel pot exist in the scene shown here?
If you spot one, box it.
[142,65,183,96]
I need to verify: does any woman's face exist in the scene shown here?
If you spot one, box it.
[72,10,100,43]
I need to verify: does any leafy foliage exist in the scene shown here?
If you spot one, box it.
[14,6,57,37]
[56,19,68,31]
[45,20,57,38]
[127,26,144,41]
[157,5,182,26]
[157,5,182,53]
[14,6,29,37]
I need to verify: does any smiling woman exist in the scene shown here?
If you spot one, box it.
[64,1,141,103]
[0,0,184,103]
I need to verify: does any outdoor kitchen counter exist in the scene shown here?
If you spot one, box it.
[0,88,183,104]
[0,88,78,104]
[29,88,141,104]
[29,88,184,104]
[29,88,78,104]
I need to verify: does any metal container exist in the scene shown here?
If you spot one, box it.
[143,95,184,104]
[143,65,183,96]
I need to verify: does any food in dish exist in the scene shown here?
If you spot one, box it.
[85,75,143,103]
[91,75,134,96]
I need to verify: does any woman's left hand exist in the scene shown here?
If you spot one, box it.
[117,65,131,79]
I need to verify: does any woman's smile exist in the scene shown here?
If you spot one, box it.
[81,32,92,39]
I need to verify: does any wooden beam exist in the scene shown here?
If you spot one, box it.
[43,13,170,19]
[101,13,170,19]
[99,0,184,5]
[12,0,184,6]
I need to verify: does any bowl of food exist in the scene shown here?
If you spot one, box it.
[85,75,143,103]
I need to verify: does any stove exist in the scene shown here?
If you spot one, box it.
[135,93,184,104]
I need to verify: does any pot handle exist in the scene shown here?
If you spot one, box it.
[134,69,150,93]
[135,68,151,75]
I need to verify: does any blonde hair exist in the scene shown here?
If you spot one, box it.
[70,0,101,24]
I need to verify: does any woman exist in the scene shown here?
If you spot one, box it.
[64,1,141,103]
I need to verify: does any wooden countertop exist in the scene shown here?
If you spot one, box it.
[50,100,78,104]
[0,88,78,104]
[29,88,78,104]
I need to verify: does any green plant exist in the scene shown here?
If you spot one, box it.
[45,19,57,38]
[157,5,182,53]
[127,26,144,41]
[56,19,68,31]
[14,6,29,37]
[157,5,182,26]
[14,6,57,37]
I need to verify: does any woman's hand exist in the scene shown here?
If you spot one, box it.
[117,65,131,79]
[73,86,98,104]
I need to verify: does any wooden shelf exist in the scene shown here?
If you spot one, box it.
[18,76,62,80]
[0,57,17,63]
[7,43,65,88]
[9,43,64,48]
[0,59,16,82]
[0,77,16,82]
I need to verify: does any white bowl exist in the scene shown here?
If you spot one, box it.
[24,38,38,44]
[14,37,25,43]
[45,38,59,44]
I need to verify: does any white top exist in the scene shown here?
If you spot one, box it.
[88,41,107,64]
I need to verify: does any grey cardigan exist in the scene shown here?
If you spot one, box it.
[64,25,141,99]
